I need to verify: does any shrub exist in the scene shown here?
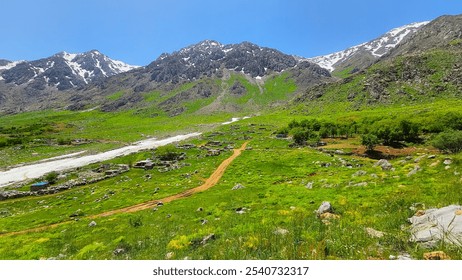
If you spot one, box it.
[431,130,462,153]
[361,133,379,151]
[44,171,59,184]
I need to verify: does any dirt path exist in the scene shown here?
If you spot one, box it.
[0,141,249,237]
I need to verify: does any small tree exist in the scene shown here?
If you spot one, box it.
[361,133,379,152]
[291,127,308,146]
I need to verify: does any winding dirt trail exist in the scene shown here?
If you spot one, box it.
[0,141,249,237]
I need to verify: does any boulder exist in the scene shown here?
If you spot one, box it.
[374,159,393,170]
[409,205,462,247]
[316,201,333,216]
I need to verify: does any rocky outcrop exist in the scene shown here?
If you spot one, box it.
[409,205,462,248]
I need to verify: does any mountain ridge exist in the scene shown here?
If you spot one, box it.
[307,21,429,73]
[0,50,139,90]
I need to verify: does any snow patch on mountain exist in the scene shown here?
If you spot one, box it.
[307,21,430,72]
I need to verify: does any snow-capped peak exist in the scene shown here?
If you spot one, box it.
[307,21,430,72]
[1,50,140,90]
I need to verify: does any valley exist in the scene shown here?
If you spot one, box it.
[1,14,462,260]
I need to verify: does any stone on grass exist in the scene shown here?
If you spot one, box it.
[201,234,215,245]
[407,165,421,177]
[88,221,97,227]
[274,228,289,236]
[113,248,126,255]
[365,227,385,238]
[374,159,393,170]
[232,183,245,190]
[423,251,451,260]
[409,205,462,247]
[352,170,367,177]
[305,182,314,189]
[316,201,332,216]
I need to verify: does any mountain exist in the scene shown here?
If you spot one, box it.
[295,15,462,111]
[385,14,462,58]
[147,40,305,83]
[75,40,331,113]
[0,50,139,91]
[307,21,429,73]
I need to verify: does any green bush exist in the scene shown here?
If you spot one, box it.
[432,130,462,153]
[361,133,379,151]
[44,171,59,184]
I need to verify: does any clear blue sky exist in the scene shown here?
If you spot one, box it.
[2,0,462,66]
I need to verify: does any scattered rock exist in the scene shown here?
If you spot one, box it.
[235,207,247,214]
[423,251,451,260]
[445,165,451,170]
[428,155,436,159]
[88,221,97,227]
[201,219,208,225]
[157,202,164,206]
[351,182,368,187]
[374,159,393,171]
[274,228,289,235]
[443,159,453,165]
[365,227,385,238]
[319,212,340,224]
[389,253,413,260]
[200,233,215,245]
[407,165,421,177]
[113,248,126,255]
[305,182,314,189]
[316,201,333,216]
[197,207,203,212]
[352,170,367,177]
[231,183,245,190]
[409,205,462,247]
[166,252,174,259]
[429,160,440,167]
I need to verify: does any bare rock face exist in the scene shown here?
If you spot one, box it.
[409,205,462,248]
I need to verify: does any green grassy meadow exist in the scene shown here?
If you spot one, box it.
[1,99,462,259]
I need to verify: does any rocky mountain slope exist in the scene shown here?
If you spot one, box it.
[385,14,462,58]
[0,50,139,91]
[307,21,429,73]
[60,40,331,113]
[295,14,462,111]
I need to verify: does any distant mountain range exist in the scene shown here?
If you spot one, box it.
[0,50,139,90]
[0,14,461,114]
